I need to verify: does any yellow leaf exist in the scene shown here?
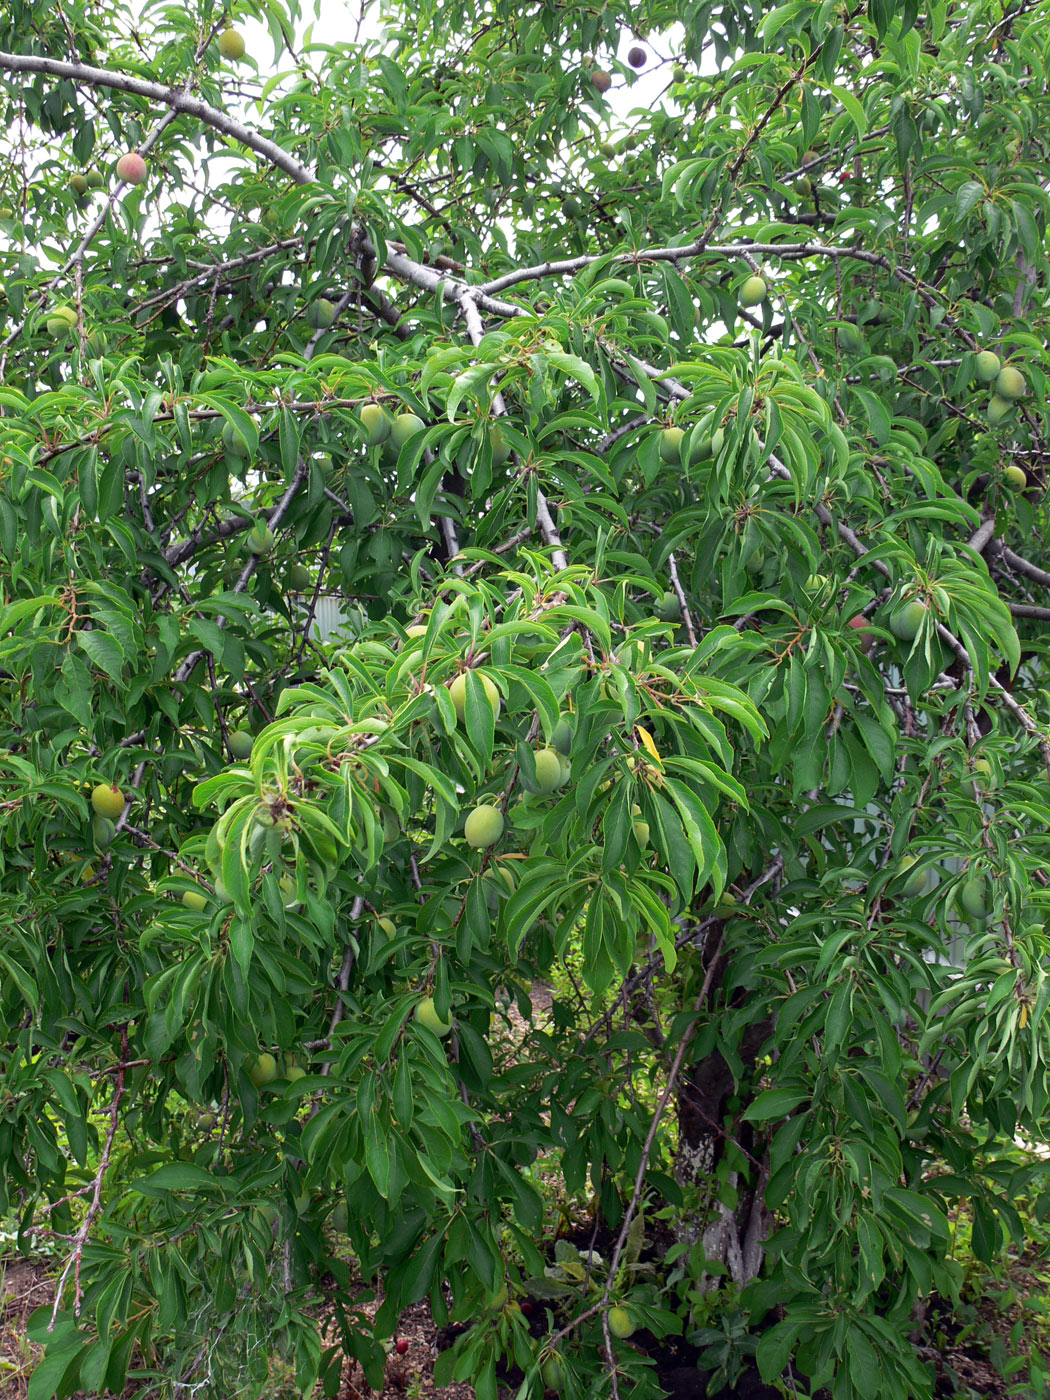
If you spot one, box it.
[636,725,663,767]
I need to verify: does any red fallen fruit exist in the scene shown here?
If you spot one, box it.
[395,1338,409,1355]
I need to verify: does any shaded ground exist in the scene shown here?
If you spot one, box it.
[1,1244,1042,1400]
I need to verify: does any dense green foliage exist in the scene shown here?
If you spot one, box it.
[2,0,1050,1396]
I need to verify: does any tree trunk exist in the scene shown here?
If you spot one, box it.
[675,945,773,1289]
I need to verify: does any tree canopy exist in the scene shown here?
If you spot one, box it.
[2,0,1050,1397]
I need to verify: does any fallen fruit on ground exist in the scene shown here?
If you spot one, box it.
[414,995,453,1036]
[465,804,504,847]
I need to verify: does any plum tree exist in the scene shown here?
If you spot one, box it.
[464,804,504,847]
[5,5,1050,1399]
[90,783,124,820]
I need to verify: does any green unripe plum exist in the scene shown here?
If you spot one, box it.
[331,1200,349,1232]
[360,402,392,446]
[557,754,571,786]
[376,915,397,938]
[91,783,124,820]
[715,890,738,913]
[900,855,930,899]
[995,365,1026,400]
[655,590,681,622]
[987,394,1013,425]
[215,877,233,904]
[671,64,687,82]
[228,729,254,760]
[552,718,574,756]
[68,173,88,196]
[744,546,766,576]
[889,598,927,642]
[794,175,812,197]
[246,523,274,556]
[541,1356,563,1391]
[608,1306,636,1339]
[739,275,767,308]
[46,305,77,339]
[85,169,104,190]
[659,427,684,464]
[182,888,209,913]
[958,876,989,922]
[531,747,565,794]
[278,873,301,910]
[217,27,246,59]
[91,816,115,848]
[389,412,425,452]
[287,564,312,591]
[465,804,504,848]
[974,350,1001,383]
[414,995,453,1036]
[599,140,616,158]
[306,297,336,330]
[973,757,993,784]
[222,420,250,458]
[196,1110,217,1130]
[1003,465,1027,490]
[285,1064,307,1083]
[249,1053,279,1088]
[562,195,581,218]
[633,819,650,846]
[85,330,107,355]
[489,425,511,465]
[449,671,500,722]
